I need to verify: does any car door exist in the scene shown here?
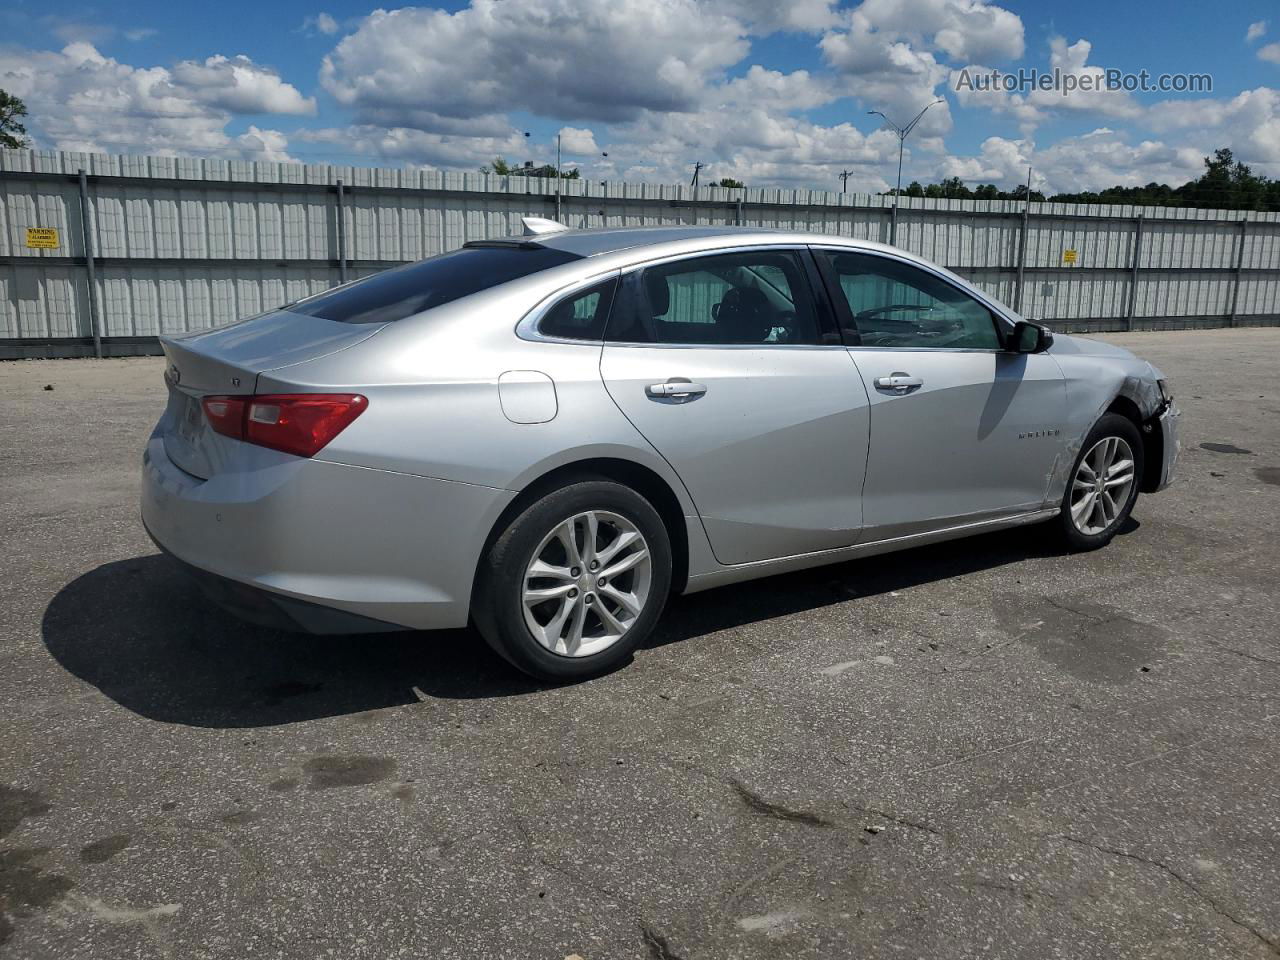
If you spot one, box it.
[599,247,870,566]
[813,248,1066,542]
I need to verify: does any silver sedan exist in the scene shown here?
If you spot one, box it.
[142,220,1180,680]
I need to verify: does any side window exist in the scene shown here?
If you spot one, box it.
[537,277,618,341]
[823,252,1001,350]
[606,250,823,345]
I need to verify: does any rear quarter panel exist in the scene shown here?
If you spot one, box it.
[254,280,703,531]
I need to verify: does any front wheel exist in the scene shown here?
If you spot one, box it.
[472,480,672,681]
[1055,413,1144,551]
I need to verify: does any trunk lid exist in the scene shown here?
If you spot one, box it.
[158,310,384,479]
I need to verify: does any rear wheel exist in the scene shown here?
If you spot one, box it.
[473,480,672,680]
[1055,413,1143,551]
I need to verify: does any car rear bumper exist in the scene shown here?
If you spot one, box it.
[147,528,406,634]
[140,429,516,633]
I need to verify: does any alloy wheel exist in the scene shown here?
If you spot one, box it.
[521,510,653,657]
[1069,436,1136,536]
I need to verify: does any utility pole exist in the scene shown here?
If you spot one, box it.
[868,98,944,248]
[1014,165,1032,315]
[839,169,852,193]
[690,161,704,188]
[555,131,562,222]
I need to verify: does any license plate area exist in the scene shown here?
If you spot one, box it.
[176,392,204,446]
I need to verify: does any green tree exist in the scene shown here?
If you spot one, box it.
[483,159,580,179]
[0,89,30,150]
[1046,147,1279,211]
[717,177,745,189]
[480,156,514,175]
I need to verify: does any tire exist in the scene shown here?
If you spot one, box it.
[472,479,672,681]
[1054,412,1144,551]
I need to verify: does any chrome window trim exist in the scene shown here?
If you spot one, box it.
[844,345,1008,354]
[603,341,851,351]
[616,242,813,276]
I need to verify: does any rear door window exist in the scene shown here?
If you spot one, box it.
[290,245,582,324]
[606,250,824,345]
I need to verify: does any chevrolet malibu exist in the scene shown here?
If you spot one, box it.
[142,220,1179,680]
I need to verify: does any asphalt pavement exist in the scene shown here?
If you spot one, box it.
[1,329,1278,959]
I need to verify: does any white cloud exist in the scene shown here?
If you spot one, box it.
[1147,87,1280,174]
[320,0,750,129]
[558,126,600,155]
[1247,21,1268,43]
[821,26,953,134]
[1025,37,1140,118]
[711,0,839,33]
[296,125,530,170]
[723,65,835,112]
[123,28,158,42]
[5,0,1269,198]
[950,36,1140,134]
[306,12,340,35]
[850,0,1024,61]
[46,20,115,44]
[0,43,304,159]
[939,131,1204,193]
[951,64,1043,131]
[233,126,294,162]
[604,73,901,189]
[819,0,1024,109]
[817,0,1021,135]
[169,55,316,115]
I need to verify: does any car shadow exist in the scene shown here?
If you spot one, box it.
[42,518,1136,728]
[646,517,1137,649]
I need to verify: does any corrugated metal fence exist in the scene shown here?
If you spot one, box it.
[2,147,1279,358]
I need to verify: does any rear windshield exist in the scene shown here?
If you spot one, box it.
[290,245,583,324]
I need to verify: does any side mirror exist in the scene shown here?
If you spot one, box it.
[1008,320,1054,354]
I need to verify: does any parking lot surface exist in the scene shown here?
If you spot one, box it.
[2,329,1279,959]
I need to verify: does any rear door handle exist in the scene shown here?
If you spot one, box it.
[874,373,923,394]
[646,380,708,399]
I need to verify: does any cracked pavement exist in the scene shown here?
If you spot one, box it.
[2,328,1279,959]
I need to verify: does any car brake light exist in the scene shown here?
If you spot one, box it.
[202,396,248,439]
[201,393,367,457]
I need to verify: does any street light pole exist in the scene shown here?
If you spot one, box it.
[555,132,562,222]
[868,98,944,248]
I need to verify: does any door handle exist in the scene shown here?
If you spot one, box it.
[874,373,923,394]
[646,380,708,399]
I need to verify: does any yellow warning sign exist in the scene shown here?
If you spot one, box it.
[25,227,60,249]
[1062,248,1078,265]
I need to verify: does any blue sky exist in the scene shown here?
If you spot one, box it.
[3,0,1279,193]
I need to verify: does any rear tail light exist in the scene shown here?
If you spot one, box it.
[201,393,367,457]
[202,396,248,438]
